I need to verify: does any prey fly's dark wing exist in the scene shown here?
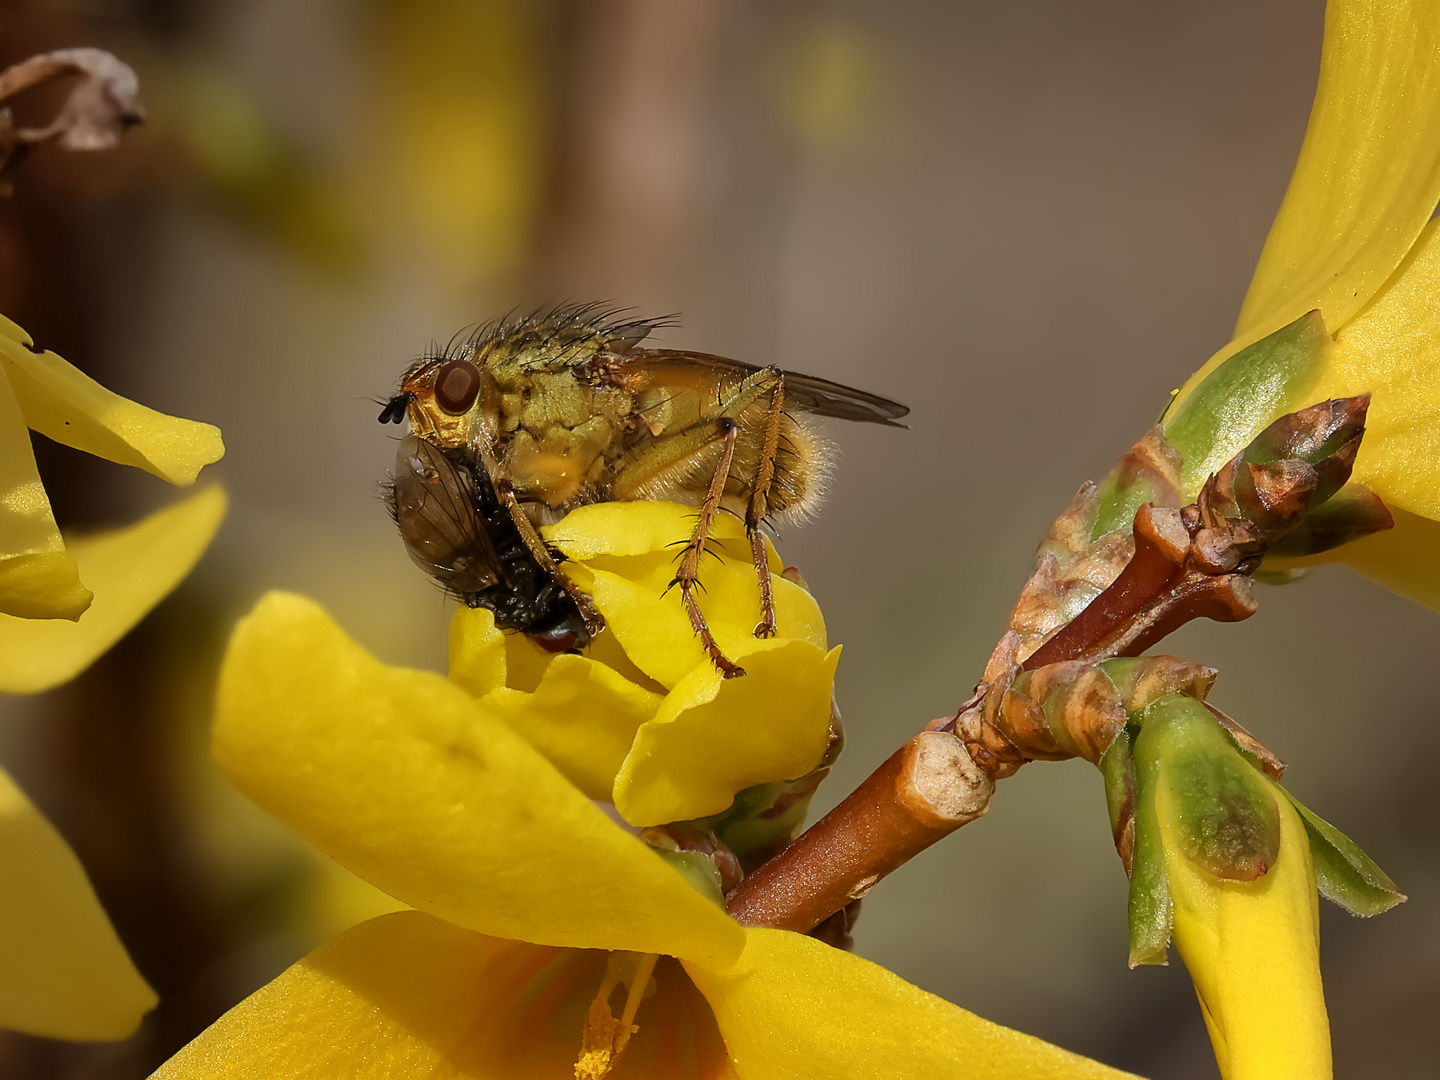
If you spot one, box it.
[388,434,506,596]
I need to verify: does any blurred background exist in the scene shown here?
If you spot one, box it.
[0,0,1435,1075]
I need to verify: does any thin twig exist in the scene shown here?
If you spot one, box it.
[0,47,144,189]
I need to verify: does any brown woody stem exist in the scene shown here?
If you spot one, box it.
[727,398,1380,933]
[1023,503,1257,669]
[725,732,992,931]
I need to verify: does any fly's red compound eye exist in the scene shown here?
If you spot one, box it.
[433,358,481,415]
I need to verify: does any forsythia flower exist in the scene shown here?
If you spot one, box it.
[0,313,225,1039]
[0,770,158,1040]
[152,591,1136,1079]
[1168,0,1440,607]
[1157,1,1436,1074]
[455,501,839,826]
[1127,695,1340,1080]
[0,314,223,628]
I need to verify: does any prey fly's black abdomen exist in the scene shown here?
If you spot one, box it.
[387,433,592,651]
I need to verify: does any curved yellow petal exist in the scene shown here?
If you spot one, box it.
[543,500,743,560]
[155,911,731,1079]
[0,314,223,485]
[544,501,827,690]
[583,615,670,692]
[1237,0,1440,345]
[501,623,559,690]
[213,592,744,967]
[0,767,156,1041]
[1161,780,1330,1080]
[1265,505,1440,613]
[0,551,90,621]
[576,552,825,691]
[0,487,228,694]
[1313,217,1440,521]
[1175,0,1440,409]
[447,605,508,698]
[0,365,89,619]
[1335,507,1440,609]
[482,655,663,802]
[686,928,1138,1080]
[614,641,839,827]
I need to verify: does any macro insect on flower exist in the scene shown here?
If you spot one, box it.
[379,305,906,677]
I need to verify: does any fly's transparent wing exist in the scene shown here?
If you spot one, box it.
[610,349,909,427]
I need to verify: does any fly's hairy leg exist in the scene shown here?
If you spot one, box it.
[678,419,744,676]
[745,374,785,638]
[610,368,786,675]
[495,481,605,636]
[673,418,744,678]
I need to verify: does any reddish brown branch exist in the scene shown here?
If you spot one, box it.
[726,732,992,932]
[728,398,1379,934]
[1023,503,1257,669]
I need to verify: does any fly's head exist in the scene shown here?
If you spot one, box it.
[379,351,486,451]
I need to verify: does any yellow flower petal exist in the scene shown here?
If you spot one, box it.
[1266,504,1440,611]
[1313,217,1440,521]
[1236,0,1440,347]
[1331,506,1440,609]
[576,552,824,691]
[1161,777,1330,1080]
[482,655,663,802]
[0,486,227,693]
[447,605,508,698]
[582,616,670,692]
[544,501,744,560]
[155,911,732,1079]
[213,592,745,967]
[0,314,223,486]
[1174,0,1440,409]
[0,364,89,619]
[0,767,156,1041]
[546,500,826,688]
[503,627,558,691]
[686,928,1138,1079]
[614,640,840,827]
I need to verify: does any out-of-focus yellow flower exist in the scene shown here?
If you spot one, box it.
[0,312,224,1039]
[779,20,883,148]
[151,591,1135,1079]
[1167,0,1440,607]
[0,770,158,1041]
[0,313,223,628]
[0,487,228,694]
[449,501,839,827]
[0,489,225,1037]
[370,0,545,282]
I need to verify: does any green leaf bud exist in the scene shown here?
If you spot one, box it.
[1279,788,1405,917]
[1163,310,1331,498]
